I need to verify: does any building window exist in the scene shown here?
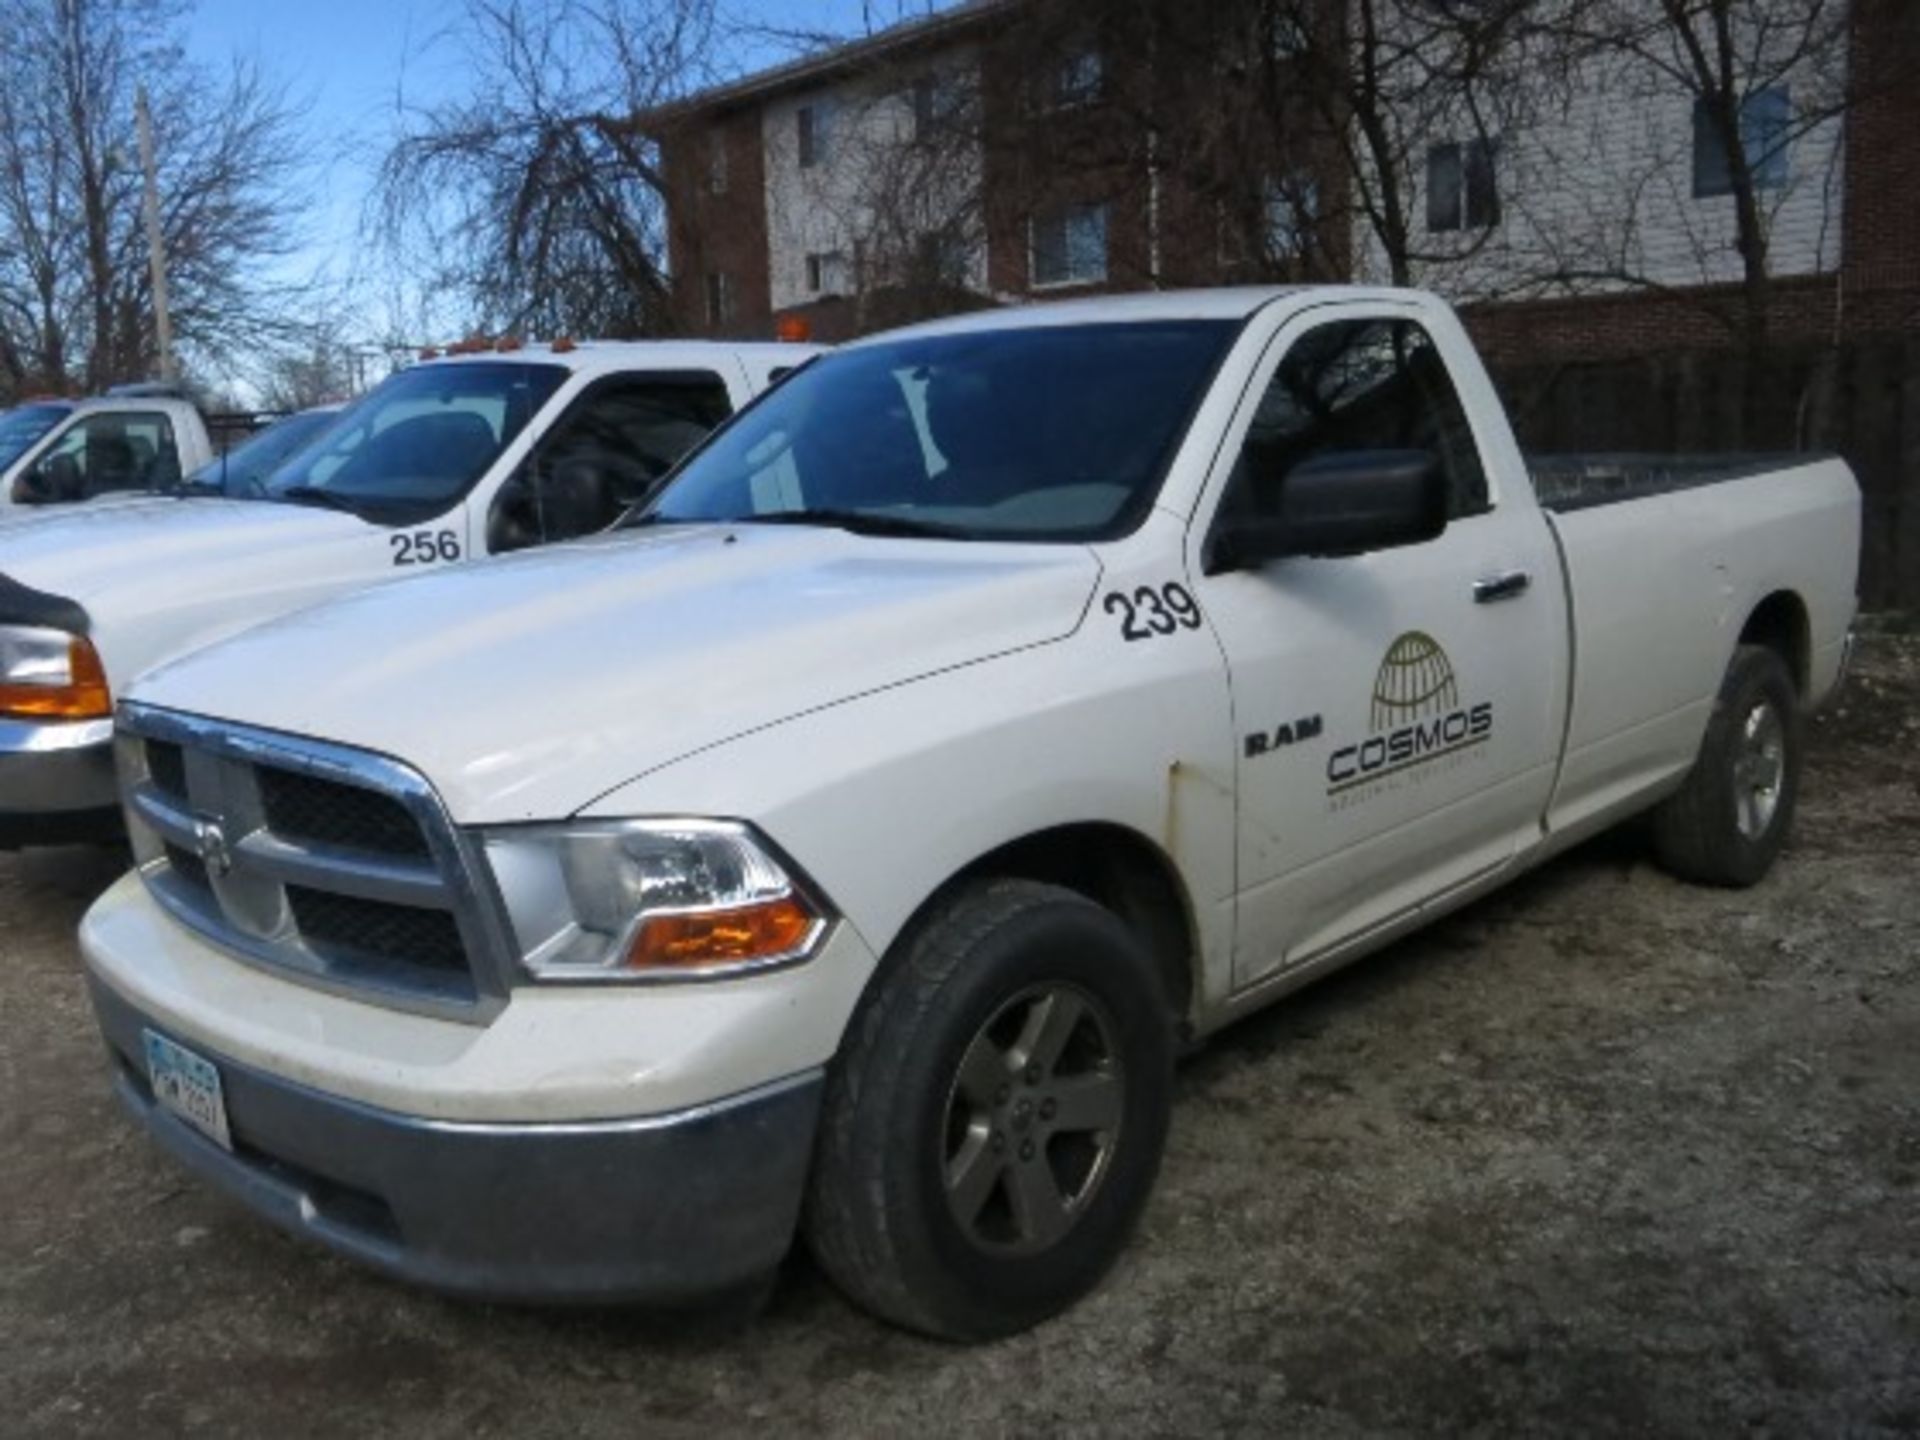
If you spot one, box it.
[707,129,728,195]
[1031,203,1108,288]
[705,272,733,328]
[804,251,847,295]
[1267,14,1310,59]
[909,72,966,140]
[1053,46,1104,108]
[912,75,939,140]
[916,229,970,286]
[797,103,830,169]
[1427,138,1500,233]
[1693,88,1790,198]
[1263,175,1318,260]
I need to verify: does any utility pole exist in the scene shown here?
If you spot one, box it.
[135,86,176,383]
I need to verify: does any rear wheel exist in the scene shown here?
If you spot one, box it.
[804,878,1174,1340]
[1650,644,1803,887]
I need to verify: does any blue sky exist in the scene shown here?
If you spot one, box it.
[180,0,939,339]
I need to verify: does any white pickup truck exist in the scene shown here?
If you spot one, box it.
[0,339,816,845]
[81,288,1858,1339]
[0,393,219,508]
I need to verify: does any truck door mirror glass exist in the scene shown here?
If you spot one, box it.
[16,452,80,505]
[1207,449,1448,572]
[13,463,52,504]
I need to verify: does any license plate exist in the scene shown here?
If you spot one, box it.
[144,1029,232,1152]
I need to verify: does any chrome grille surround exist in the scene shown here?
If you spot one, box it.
[115,702,517,1024]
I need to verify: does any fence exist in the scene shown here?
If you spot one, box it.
[1488,338,1919,613]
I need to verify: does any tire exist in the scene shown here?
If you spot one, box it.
[804,878,1174,1340]
[1650,644,1803,887]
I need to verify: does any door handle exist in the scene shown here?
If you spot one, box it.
[1473,570,1532,604]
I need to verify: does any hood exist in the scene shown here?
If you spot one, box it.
[0,498,369,688]
[0,491,157,526]
[0,496,362,597]
[130,523,1103,822]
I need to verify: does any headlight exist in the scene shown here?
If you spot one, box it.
[483,818,827,981]
[0,625,110,720]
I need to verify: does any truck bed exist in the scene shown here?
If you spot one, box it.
[1527,453,1832,513]
[1534,454,1859,848]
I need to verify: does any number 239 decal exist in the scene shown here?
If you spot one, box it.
[389,530,462,567]
[1104,583,1203,642]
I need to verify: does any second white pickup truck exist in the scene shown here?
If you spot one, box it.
[82,288,1858,1339]
[0,393,219,506]
[0,339,817,844]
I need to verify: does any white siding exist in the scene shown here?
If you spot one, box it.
[761,52,988,314]
[1356,11,1849,302]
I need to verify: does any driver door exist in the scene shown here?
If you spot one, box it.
[1192,305,1565,989]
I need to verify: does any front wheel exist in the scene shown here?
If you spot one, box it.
[804,878,1174,1340]
[1650,644,1804,887]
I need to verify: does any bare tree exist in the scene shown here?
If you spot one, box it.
[763,48,992,330]
[1518,0,1855,352]
[1269,0,1544,287]
[255,324,372,411]
[898,0,1535,294]
[0,0,309,400]
[372,0,719,339]
[991,0,1535,290]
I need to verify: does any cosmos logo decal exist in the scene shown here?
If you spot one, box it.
[1327,631,1493,795]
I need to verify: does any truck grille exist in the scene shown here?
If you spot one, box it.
[286,886,469,975]
[116,705,511,1020]
[259,767,429,858]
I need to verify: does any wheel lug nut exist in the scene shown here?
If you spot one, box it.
[1019,1140,1036,1161]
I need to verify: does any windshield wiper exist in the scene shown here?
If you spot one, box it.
[617,509,693,530]
[276,485,364,514]
[731,508,968,540]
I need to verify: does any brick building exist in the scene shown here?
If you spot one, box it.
[639,0,1346,343]
[639,0,1920,362]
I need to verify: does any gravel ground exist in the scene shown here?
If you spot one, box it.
[4,636,1916,1438]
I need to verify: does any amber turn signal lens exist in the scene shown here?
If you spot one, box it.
[623,895,817,971]
[0,636,110,720]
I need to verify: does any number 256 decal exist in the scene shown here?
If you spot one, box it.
[1104,583,1203,642]
[390,530,462,567]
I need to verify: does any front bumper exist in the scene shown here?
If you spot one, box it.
[90,976,824,1304]
[0,715,119,846]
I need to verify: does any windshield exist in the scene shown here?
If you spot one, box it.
[0,403,72,472]
[187,409,341,496]
[263,361,568,523]
[644,320,1238,542]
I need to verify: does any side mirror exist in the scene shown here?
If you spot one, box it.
[14,453,80,505]
[1207,449,1448,574]
[12,467,52,505]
